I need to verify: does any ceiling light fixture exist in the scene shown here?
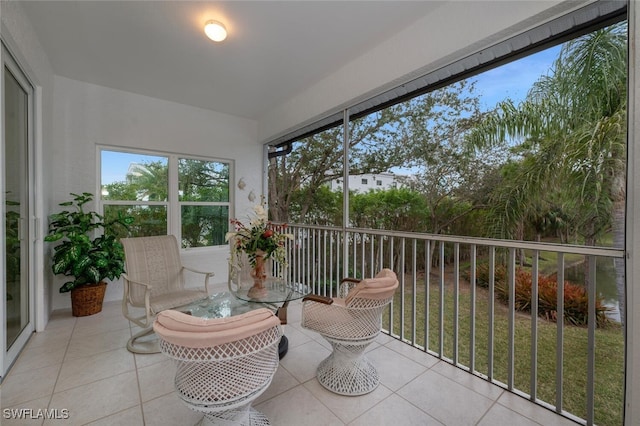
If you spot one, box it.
[204,20,227,42]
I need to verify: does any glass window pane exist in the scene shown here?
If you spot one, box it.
[104,205,167,238]
[181,205,229,248]
[101,151,168,201]
[178,159,229,202]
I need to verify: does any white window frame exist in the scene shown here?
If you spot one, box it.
[97,146,233,250]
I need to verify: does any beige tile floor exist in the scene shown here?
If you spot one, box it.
[1,295,578,426]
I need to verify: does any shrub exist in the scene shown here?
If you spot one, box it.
[466,262,507,289]
[468,263,609,327]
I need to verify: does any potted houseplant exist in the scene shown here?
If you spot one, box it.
[44,192,133,316]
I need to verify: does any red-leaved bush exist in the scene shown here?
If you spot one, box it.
[465,263,609,327]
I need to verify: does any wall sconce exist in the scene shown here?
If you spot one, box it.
[204,20,227,42]
[237,178,246,190]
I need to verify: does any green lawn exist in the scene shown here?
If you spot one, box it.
[384,275,624,426]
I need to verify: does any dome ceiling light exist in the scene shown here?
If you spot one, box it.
[204,20,227,42]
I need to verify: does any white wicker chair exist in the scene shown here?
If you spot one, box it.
[153,308,283,426]
[301,268,399,395]
[121,235,213,353]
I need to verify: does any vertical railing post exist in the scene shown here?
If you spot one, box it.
[388,236,395,336]
[412,238,417,345]
[530,250,539,401]
[488,246,495,380]
[469,244,477,373]
[439,241,445,358]
[400,237,406,341]
[453,243,460,365]
[556,253,565,413]
[424,240,431,353]
[508,248,516,391]
[587,255,597,425]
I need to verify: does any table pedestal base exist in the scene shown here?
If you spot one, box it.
[278,335,288,359]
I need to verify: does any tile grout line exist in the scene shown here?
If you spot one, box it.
[45,314,77,424]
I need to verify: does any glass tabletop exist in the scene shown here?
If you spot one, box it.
[229,277,311,304]
[175,292,267,319]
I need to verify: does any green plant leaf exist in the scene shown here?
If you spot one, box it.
[86,266,101,283]
[46,192,129,291]
[72,255,92,276]
[59,281,75,293]
[44,233,63,242]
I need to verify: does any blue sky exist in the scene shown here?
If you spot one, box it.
[101,151,166,186]
[473,45,561,111]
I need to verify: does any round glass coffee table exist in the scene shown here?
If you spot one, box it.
[229,277,309,304]
[178,279,310,358]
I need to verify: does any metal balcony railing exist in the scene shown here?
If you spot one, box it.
[279,223,625,426]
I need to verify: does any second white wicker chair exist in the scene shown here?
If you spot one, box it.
[153,308,282,426]
[301,268,399,395]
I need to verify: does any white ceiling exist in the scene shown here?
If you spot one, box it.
[19,1,441,120]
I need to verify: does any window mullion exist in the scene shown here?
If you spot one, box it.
[169,155,180,242]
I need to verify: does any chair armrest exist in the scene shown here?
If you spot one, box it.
[302,294,334,304]
[181,266,214,293]
[122,273,152,290]
[182,265,215,276]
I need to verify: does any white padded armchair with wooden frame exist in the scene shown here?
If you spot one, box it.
[121,235,213,353]
[301,268,399,395]
[153,308,282,426]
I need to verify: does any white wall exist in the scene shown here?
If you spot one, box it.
[258,0,587,143]
[49,76,260,310]
[1,0,56,330]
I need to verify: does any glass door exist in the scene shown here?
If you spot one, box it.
[2,45,34,378]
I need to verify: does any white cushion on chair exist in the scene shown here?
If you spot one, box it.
[154,308,280,348]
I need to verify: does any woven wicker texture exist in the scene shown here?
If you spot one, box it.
[301,269,398,395]
[156,310,282,425]
[70,281,106,316]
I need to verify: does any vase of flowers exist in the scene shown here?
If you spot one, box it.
[226,201,292,298]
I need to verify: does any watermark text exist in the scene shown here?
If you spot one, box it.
[3,408,70,420]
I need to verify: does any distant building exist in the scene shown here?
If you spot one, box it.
[126,162,151,183]
[328,172,403,193]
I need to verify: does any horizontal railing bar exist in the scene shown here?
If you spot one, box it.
[279,223,625,258]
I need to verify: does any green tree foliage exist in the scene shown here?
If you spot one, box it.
[102,158,230,247]
[467,23,627,246]
[178,159,229,202]
[268,81,484,226]
[289,186,342,226]
[350,188,428,231]
[268,108,407,224]
[467,22,627,322]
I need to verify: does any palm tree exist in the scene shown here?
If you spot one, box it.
[467,22,627,324]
